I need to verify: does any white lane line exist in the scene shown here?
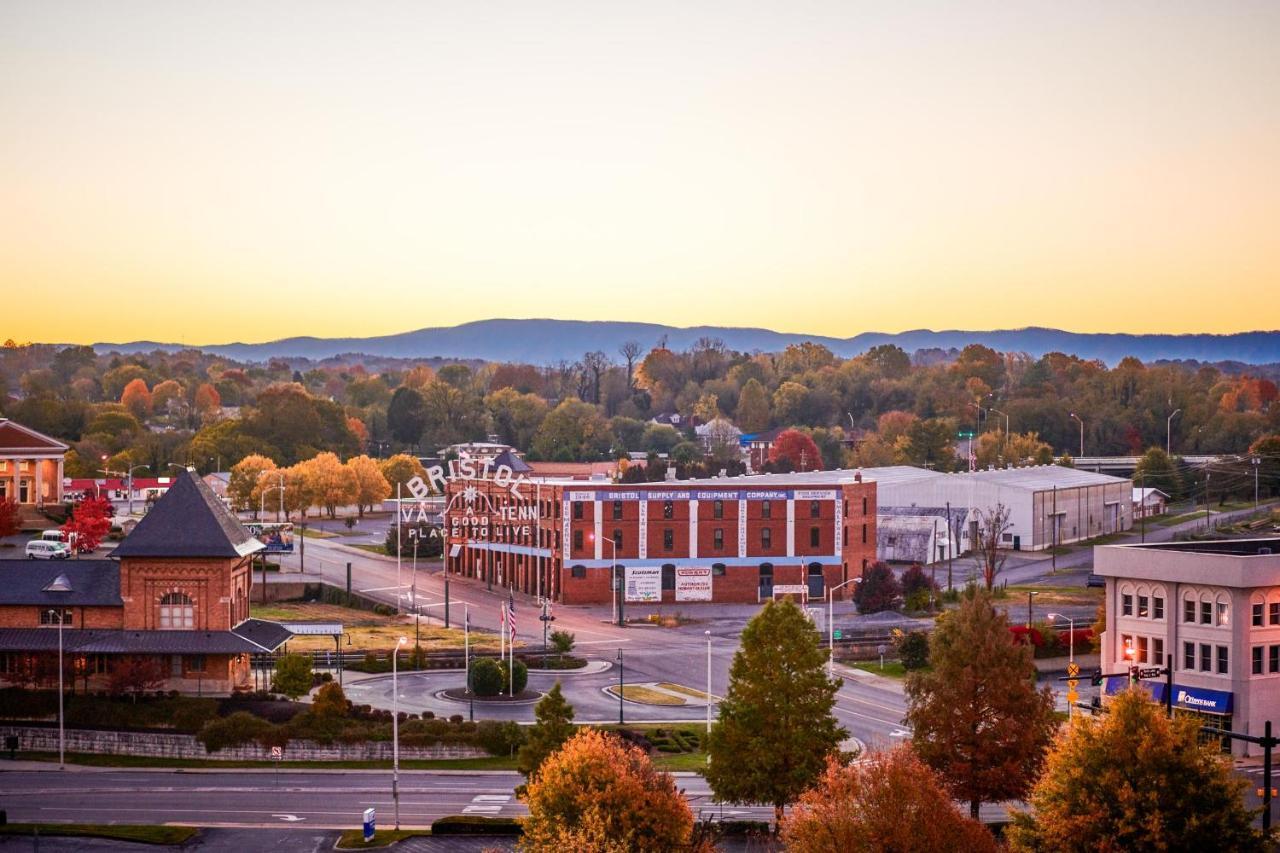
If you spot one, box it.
[462,805,503,814]
[575,639,633,645]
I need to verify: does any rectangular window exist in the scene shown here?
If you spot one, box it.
[612,530,623,550]
[571,565,586,579]
[1254,646,1264,675]
[1137,635,1148,663]
[1271,645,1280,673]
[1199,643,1212,672]
[843,527,849,547]
[187,655,206,673]
[663,501,674,519]
[39,608,72,626]
[1137,595,1149,618]
[761,500,772,519]
[1254,603,1265,626]
[1184,599,1196,623]
[810,500,820,519]
[1122,593,1133,617]
[761,528,772,549]
[862,496,868,515]
[1184,641,1196,671]
[1200,601,1212,625]
[713,500,724,519]
[663,529,674,551]
[714,529,724,550]
[1217,601,1229,626]
[843,499,848,518]
[1271,602,1280,625]
[1153,638,1164,667]
[861,524,867,544]
[572,530,583,551]
[572,502,583,520]
[810,527,820,547]
[1153,596,1164,620]
[612,501,623,520]
[1217,645,1229,675]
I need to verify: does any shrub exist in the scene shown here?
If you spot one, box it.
[198,711,277,753]
[311,682,349,717]
[896,630,930,670]
[900,563,937,599]
[854,562,902,614]
[550,630,575,655]
[476,720,525,755]
[271,654,313,700]
[904,589,933,613]
[470,658,503,697]
[500,658,528,695]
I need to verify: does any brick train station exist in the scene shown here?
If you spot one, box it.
[442,471,878,605]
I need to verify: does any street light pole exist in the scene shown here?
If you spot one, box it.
[1027,590,1039,629]
[392,635,407,830]
[1166,408,1181,456]
[1069,412,1084,458]
[47,609,65,769]
[616,648,624,725]
[395,482,402,616]
[1255,457,1261,511]
[827,577,861,679]
[464,605,473,722]
[1049,612,1074,719]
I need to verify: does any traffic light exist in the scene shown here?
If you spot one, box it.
[1090,668,1103,687]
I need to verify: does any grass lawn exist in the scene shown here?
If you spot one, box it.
[21,750,519,771]
[1155,510,1209,527]
[656,682,713,701]
[652,751,710,772]
[0,824,198,845]
[299,527,340,539]
[1004,584,1102,607]
[250,601,500,652]
[852,660,908,679]
[606,684,686,705]
[336,829,432,848]
[351,544,390,556]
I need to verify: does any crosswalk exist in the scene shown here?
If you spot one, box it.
[462,793,511,815]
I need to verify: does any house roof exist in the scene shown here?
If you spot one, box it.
[0,626,288,655]
[0,560,123,607]
[491,448,533,474]
[231,618,295,651]
[112,469,263,559]
[0,419,69,453]
[1134,487,1170,501]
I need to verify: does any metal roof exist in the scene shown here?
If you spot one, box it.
[112,469,263,559]
[0,627,283,655]
[0,560,122,607]
[277,622,344,636]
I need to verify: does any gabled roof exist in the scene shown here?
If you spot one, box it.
[0,560,122,606]
[112,469,263,559]
[491,448,532,474]
[0,419,69,453]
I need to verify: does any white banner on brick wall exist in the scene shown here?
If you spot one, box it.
[675,566,713,601]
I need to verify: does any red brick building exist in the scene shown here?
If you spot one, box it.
[0,470,289,693]
[442,472,877,605]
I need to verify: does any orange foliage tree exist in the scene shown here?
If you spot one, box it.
[120,378,152,420]
[769,428,823,471]
[62,495,114,552]
[781,749,998,853]
[520,728,695,853]
[193,382,222,416]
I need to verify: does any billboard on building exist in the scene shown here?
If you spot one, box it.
[675,567,712,601]
[245,522,294,553]
[625,566,661,603]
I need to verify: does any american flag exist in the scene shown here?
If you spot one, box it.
[506,595,517,644]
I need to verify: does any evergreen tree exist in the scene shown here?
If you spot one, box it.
[706,599,846,827]
[1007,689,1263,852]
[905,588,1056,819]
[517,682,577,780]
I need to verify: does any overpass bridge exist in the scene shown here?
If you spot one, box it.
[1074,455,1229,474]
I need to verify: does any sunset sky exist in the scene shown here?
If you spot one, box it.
[3,1,1278,346]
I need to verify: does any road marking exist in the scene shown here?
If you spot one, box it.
[462,805,503,814]
[575,639,633,645]
[889,729,910,738]
[472,795,511,802]
[272,814,306,822]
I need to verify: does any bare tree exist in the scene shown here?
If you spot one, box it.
[972,503,1012,590]
[581,351,610,404]
[618,341,642,389]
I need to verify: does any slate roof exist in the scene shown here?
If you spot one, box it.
[231,618,295,651]
[0,561,122,607]
[0,625,291,655]
[112,469,263,559]
[491,448,532,474]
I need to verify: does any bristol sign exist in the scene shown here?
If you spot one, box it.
[401,458,539,540]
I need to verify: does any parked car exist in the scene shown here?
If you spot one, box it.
[25,540,70,560]
[1086,573,1106,588]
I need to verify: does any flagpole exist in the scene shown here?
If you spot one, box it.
[395,482,402,616]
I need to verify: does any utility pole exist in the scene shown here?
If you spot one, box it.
[1255,456,1261,511]
[1167,408,1181,456]
[1140,471,1146,544]
[945,501,953,589]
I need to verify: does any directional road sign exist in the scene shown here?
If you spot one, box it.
[1138,667,1166,679]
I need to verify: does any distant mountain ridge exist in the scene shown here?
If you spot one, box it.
[90,320,1280,366]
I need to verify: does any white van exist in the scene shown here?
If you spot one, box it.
[26,540,70,560]
[40,530,65,543]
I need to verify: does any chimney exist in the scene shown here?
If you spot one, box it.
[854,471,862,483]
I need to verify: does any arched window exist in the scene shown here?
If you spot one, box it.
[159,592,194,629]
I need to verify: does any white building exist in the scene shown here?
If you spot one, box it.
[1133,487,1169,519]
[1096,538,1280,757]
[861,464,1133,552]
[876,505,974,565]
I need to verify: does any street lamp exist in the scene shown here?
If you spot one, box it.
[704,630,712,750]
[408,529,422,644]
[1069,413,1084,458]
[45,608,65,769]
[1166,408,1181,456]
[464,604,474,722]
[827,577,862,679]
[1026,590,1039,629]
[392,635,408,830]
[1048,612,1074,719]
[616,648,624,725]
[589,533,622,627]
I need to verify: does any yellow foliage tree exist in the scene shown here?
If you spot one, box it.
[520,729,695,853]
[345,454,390,517]
[297,452,356,519]
[379,454,427,495]
[229,454,277,516]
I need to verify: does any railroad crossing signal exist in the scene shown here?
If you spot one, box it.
[1067,661,1080,677]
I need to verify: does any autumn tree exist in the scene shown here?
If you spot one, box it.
[781,749,998,853]
[1007,689,1263,852]
[62,495,113,552]
[707,599,846,827]
[192,382,222,417]
[521,728,694,853]
[531,399,611,461]
[108,656,166,702]
[345,416,368,449]
[266,464,313,521]
[297,452,356,518]
[768,428,823,472]
[517,681,576,780]
[229,454,277,516]
[345,454,390,517]
[905,587,1057,819]
[379,453,427,495]
[150,379,185,415]
[120,377,153,420]
[853,562,901,614]
[736,378,771,432]
[971,503,1011,590]
[271,653,313,700]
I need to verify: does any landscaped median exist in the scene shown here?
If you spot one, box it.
[333,815,522,849]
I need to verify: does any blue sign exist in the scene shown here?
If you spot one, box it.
[1103,677,1232,714]
[363,807,375,842]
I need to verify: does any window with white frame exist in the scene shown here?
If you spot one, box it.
[159,592,194,629]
